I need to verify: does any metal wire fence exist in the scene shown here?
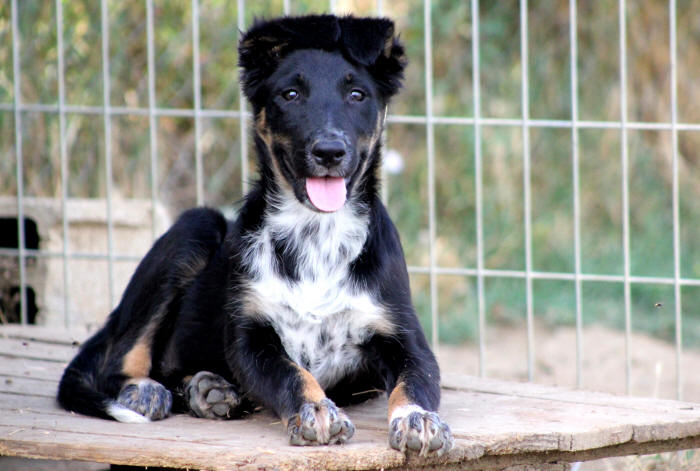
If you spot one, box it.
[1,0,698,401]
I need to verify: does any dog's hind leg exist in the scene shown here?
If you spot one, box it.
[58,208,229,422]
[181,371,242,419]
[112,378,173,421]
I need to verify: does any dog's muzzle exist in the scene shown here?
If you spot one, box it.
[303,133,353,213]
[311,139,347,169]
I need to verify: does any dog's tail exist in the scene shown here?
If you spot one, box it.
[57,333,149,424]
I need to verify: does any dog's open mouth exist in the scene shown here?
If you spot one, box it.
[305,176,347,212]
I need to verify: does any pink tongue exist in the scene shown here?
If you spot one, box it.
[305,177,347,212]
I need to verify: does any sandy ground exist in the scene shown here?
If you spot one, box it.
[436,323,700,470]
[437,323,700,402]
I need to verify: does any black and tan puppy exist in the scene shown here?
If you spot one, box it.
[58,14,453,456]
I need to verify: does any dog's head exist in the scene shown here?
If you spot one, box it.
[239,15,406,213]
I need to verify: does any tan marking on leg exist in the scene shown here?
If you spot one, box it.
[281,366,326,427]
[296,364,326,403]
[387,381,411,421]
[122,340,152,378]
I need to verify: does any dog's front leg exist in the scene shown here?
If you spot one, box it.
[228,319,355,445]
[386,372,453,457]
[283,366,356,446]
[371,334,454,457]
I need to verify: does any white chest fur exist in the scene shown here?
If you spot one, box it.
[242,197,392,388]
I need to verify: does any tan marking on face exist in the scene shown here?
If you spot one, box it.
[122,340,152,378]
[387,381,411,421]
[256,109,293,151]
[268,148,294,194]
[255,108,268,136]
[354,113,385,186]
[255,108,295,194]
[296,364,326,403]
[358,112,384,150]
[371,112,384,150]
[255,109,274,155]
[271,133,292,151]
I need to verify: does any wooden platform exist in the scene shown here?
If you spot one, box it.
[2,325,700,471]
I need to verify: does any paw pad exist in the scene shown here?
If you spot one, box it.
[186,371,240,419]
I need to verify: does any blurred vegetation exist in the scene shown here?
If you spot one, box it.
[0,0,698,348]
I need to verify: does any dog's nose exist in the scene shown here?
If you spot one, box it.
[312,140,346,167]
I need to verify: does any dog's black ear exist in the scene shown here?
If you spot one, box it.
[239,15,407,104]
[339,17,407,101]
[338,17,394,66]
[238,15,341,102]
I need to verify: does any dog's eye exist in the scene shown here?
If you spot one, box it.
[282,89,299,101]
[349,89,366,102]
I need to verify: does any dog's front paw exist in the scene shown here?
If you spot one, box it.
[185,371,240,419]
[389,407,453,457]
[287,398,355,446]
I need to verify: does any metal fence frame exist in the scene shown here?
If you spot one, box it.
[3,0,699,400]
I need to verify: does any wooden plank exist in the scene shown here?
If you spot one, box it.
[0,325,90,346]
[1,407,302,446]
[3,325,700,470]
[422,436,700,471]
[0,375,57,398]
[4,399,700,471]
[0,394,56,411]
[0,356,65,382]
[442,373,700,415]
[0,424,258,471]
[0,337,77,363]
[0,423,471,471]
[2,382,700,469]
[436,389,695,452]
[0,382,483,470]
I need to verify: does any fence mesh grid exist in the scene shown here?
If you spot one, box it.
[1,0,698,400]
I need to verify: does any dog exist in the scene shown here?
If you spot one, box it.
[58,14,453,456]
